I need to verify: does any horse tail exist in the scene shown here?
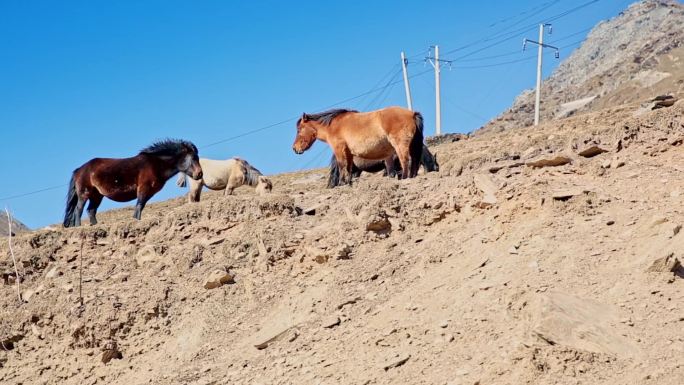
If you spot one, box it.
[63,171,78,228]
[409,112,425,177]
[176,172,187,188]
[327,155,340,188]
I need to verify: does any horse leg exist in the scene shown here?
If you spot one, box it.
[186,179,202,203]
[134,192,151,220]
[342,149,354,185]
[395,145,411,180]
[74,196,86,227]
[86,192,103,225]
[225,175,240,196]
[384,156,397,179]
[332,144,353,186]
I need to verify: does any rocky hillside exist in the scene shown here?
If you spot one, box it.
[479,0,684,134]
[0,212,29,237]
[1,98,684,384]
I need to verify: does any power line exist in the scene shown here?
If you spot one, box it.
[443,0,601,60]
[455,26,590,63]
[0,184,68,202]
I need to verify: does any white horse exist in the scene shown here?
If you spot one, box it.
[177,157,272,202]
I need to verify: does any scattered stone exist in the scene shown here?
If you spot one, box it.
[606,220,615,226]
[203,270,235,289]
[601,159,612,169]
[611,158,626,169]
[646,253,681,273]
[335,243,353,260]
[302,203,327,216]
[383,354,410,371]
[322,316,341,329]
[44,266,61,279]
[365,211,392,234]
[526,155,572,168]
[253,326,293,350]
[473,174,498,207]
[101,340,123,364]
[135,245,160,266]
[287,330,299,343]
[488,161,524,173]
[552,189,583,201]
[650,95,676,110]
[578,146,608,158]
[438,320,449,328]
[509,246,519,255]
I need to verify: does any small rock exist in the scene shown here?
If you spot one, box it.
[365,212,392,234]
[203,270,235,289]
[101,340,123,364]
[578,146,608,158]
[601,159,612,169]
[611,159,625,169]
[335,243,353,260]
[552,189,583,201]
[322,316,341,329]
[647,253,681,273]
[45,266,61,279]
[526,155,572,168]
[287,330,299,342]
[383,354,410,371]
[474,174,498,207]
[606,220,615,226]
[438,320,449,328]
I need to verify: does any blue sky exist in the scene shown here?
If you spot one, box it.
[1,0,639,228]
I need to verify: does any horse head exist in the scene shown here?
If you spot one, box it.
[292,113,318,154]
[179,142,203,180]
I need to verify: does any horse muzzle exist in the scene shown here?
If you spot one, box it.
[293,146,304,155]
[192,170,203,180]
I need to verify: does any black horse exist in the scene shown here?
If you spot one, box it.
[327,146,439,188]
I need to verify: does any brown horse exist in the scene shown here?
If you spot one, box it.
[63,139,202,227]
[292,106,424,185]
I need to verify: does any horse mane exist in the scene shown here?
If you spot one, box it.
[302,109,358,126]
[140,139,198,157]
[234,158,265,187]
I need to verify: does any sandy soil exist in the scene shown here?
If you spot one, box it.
[1,101,684,385]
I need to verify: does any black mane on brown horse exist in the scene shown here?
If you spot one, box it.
[299,109,358,126]
[140,139,198,157]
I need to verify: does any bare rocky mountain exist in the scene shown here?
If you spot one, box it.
[0,212,29,237]
[479,0,684,134]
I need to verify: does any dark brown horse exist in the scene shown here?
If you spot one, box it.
[327,145,439,188]
[292,107,424,185]
[63,139,202,227]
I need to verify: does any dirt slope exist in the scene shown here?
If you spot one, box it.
[1,100,684,385]
[478,0,684,134]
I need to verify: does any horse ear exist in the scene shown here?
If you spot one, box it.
[301,113,308,122]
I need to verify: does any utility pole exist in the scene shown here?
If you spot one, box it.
[523,23,559,126]
[400,51,413,111]
[426,46,452,136]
